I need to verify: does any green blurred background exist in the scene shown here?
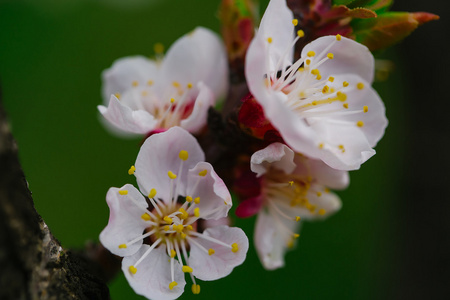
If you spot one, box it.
[0,0,448,299]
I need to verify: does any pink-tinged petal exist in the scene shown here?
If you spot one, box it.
[293,156,349,190]
[250,142,296,177]
[235,195,264,218]
[256,0,294,70]
[301,35,375,83]
[134,127,205,202]
[180,82,214,134]
[122,244,186,300]
[161,27,228,100]
[99,184,149,257]
[254,209,301,270]
[102,56,159,103]
[98,95,158,135]
[186,162,232,220]
[202,217,231,228]
[189,226,249,281]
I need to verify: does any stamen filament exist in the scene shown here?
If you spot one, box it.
[134,238,162,268]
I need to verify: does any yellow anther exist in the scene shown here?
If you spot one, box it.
[175,224,184,233]
[312,101,317,106]
[357,121,364,127]
[328,76,334,82]
[307,51,315,57]
[318,209,326,215]
[267,37,273,44]
[363,106,368,113]
[327,53,334,59]
[164,216,173,223]
[172,81,180,88]
[330,87,335,93]
[194,197,200,204]
[311,69,320,75]
[325,187,330,193]
[208,248,215,256]
[170,249,176,258]
[336,34,342,41]
[118,244,127,249]
[179,150,189,161]
[337,91,347,101]
[182,266,193,273]
[148,188,157,199]
[338,144,345,153]
[319,143,324,149]
[170,98,175,104]
[128,165,136,175]
[186,225,193,231]
[357,82,365,89]
[231,243,239,253]
[287,240,294,249]
[295,216,301,222]
[316,75,322,80]
[186,196,193,203]
[129,265,137,274]
[194,207,200,217]
[299,91,306,98]
[317,191,322,197]
[198,169,207,176]
[141,213,151,221]
[305,59,311,65]
[293,233,300,239]
[118,190,128,195]
[142,91,148,96]
[132,80,138,87]
[154,42,164,54]
[164,225,171,231]
[322,85,329,94]
[147,80,154,86]
[289,181,294,186]
[181,233,187,239]
[343,81,349,87]
[192,284,201,295]
[169,281,178,290]
[179,208,188,219]
[187,82,193,89]
[114,93,121,99]
[292,19,298,26]
[298,67,304,72]
[297,30,305,37]
[343,103,349,109]
[168,171,177,179]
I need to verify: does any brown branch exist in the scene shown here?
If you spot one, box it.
[0,86,111,299]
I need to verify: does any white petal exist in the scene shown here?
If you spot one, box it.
[296,189,342,220]
[189,226,249,281]
[99,184,149,257]
[257,0,294,70]
[134,127,205,202]
[250,142,296,177]
[186,162,232,220]
[98,95,158,135]
[293,156,349,190]
[102,56,159,104]
[254,209,300,270]
[122,244,186,300]
[161,27,228,100]
[301,35,375,83]
[180,82,214,134]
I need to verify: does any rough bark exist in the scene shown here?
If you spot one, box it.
[0,87,111,300]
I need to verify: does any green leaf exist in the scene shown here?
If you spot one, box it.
[352,11,439,51]
[332,0,356,5]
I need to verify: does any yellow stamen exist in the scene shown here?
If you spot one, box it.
[179,208,188,219]
[293,233,300,239]
[118,190,128,195]
[343,81,349,87]
[208,248,215,256]
[295,216,301,222]
[164,225,171,231]
[289,181,294,186]
[322,85,329,94]
[292,19,298,26]
[319,143,324,149]
[164,216,173,223]
[307,51,315,57]
[316,191,322,197]
[357,82,365,89]
[297,30,305,37]
[187,82,193,89]
[316,75,322,80]
[132,80,138,87]
[114,93,121,99]
[129,265,137,274]
[147,80,154,86]
[327,53,334,59]
[168,171,177,179]
[337,91,347,101]
[186,196,193,203]
[336,34,342,41]
[267,37,273,44]
[170,98,175,104]
[318,209,326,215]
[198,169,207,176]
[298,67,304,72]
[305,59,311,65]
[357,121,364,127]
[194,207,200,217]
[169,281,178,290]
[141,213,151,221]
[338,144,345,153]
[343,103,349,109]
[128,165,136,175]
[182,266,193,273]
[154,43,164,54]
[181,233,187,239]
[118,244,127,249]
[186,225,193,231]
[231,243,239,253]
[328,76,334,82]
[311,69,320,75]
[172,81,180,88]
[194,197,200,204]
[192,284,201,295]
[179,150,189,161]
[148,188,157,199]
[170,249,176,258]
[363,106,369,113]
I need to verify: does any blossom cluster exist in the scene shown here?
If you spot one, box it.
[96,0,403,298]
